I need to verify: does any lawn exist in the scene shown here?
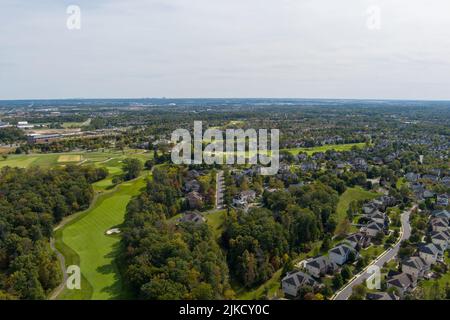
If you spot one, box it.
[283,142,367,156]
[206,210,227,240]
[55,174,149,300]
[0,149,151,170]
[420,252,450,299]
[0,155,40,168]
[334,187,379,236]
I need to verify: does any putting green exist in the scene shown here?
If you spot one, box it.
[56,174,149,300]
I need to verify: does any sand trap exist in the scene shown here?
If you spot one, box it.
[106,228,121,235]
[58,155,83,163]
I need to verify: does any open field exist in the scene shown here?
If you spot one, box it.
[420,252,450,299]
[55,174,149,300]
[334,187,379,236]
[283,142,367,156]
[0,149,150,170]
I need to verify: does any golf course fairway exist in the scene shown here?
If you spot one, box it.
[55,174,149,300]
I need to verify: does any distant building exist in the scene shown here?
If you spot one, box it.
[17,121,34,129]
[179,211,205,225]
[281,271,320,297]
[27,134,61,144]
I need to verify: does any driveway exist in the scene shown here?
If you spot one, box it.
[333,205,415,300]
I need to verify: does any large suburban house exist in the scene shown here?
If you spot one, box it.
[363,221,385,238]
[431,231,449,250]
[401,256,430,279]
[405,172,420,183]
[179,211,206,225]
[366,292,400,300]
[304,256,338,278]
[232,190,256,208]
[345,232,370,249]
[418,243,439,265]
[432,209,450,220]
[329,244,358,265]
[386,272,417,298]
[430,217,449,233]
[186,191,204,209]
[281,271,320,297]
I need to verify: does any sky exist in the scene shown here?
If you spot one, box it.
[1,0,450,100]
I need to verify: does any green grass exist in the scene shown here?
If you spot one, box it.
[0,155,40,168]
[55,174,149,300]
[420,253,450,299]
[334,187,379,236]
[283,142,367,156]
[396,177,406,189]
[205,210,226,240]
[0,149,151,171]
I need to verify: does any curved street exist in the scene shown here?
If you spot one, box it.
[333,205,416,300]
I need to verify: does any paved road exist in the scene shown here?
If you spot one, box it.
[49,238,68,300]
[333,205,415,300]
[216,170,224,209]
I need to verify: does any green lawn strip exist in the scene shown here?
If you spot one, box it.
[54,228,94,300]
[334,187,380,236]
[283,142,367,156]
[56,174,149,300]
[420,253,450,299]
[205,210,227,240]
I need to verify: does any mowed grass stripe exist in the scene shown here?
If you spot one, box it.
[57,175,148,300]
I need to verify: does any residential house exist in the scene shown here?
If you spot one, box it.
[179,211,205,225]
[418,243,439,265]
[423,190,435,199]
[437,194,449,207]
[300,161,317,172]
[329,244,358,265]
[401,256,430,279]
[232,190,256,208]
[363,221,385,238]
[184,179,201,193]
[304,256,338,278]
[430,217,449,233]
[369,211,386,225]
[422,174,439,183]
[432,209,450,220]
[281,271,320,297]
[431,231,449,250]
[353,158,368,171]
[366,292,400,300]
[186,191,203,209]
[386,272,417,298]
[405,172,420,183]
[345,232,370,249]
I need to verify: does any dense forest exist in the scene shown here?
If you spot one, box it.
[0,165,107,299]
[121,166,232,299]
